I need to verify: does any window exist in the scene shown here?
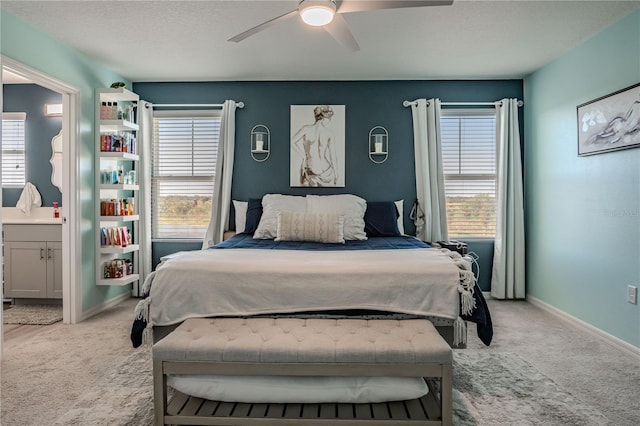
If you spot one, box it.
[2,112,26,187]
[152,111,221,239]
[440,109,496,237]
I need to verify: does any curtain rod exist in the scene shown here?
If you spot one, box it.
[146,102,244,108]
[402,100,523,107]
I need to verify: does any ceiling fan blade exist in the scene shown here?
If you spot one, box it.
[323,13,360,52]
[337,0,453,14]
[228,9,299,43]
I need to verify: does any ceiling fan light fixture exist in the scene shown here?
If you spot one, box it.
[299,0,336,26]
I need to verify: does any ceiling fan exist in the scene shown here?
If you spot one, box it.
[228,0,454,52]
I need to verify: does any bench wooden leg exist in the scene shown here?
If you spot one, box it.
[153,359,167,426]
[441,363,453,426]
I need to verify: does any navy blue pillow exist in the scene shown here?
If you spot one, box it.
[364,201,400,237]
[244,198,263,234]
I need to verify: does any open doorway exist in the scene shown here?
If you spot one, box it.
[1,56,81,356]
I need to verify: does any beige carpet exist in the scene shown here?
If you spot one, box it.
[49,347,611,426]
[1,298,639,425]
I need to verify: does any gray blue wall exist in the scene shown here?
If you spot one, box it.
[134,80,523,290]
[524,9,640,347]
[3,84,62,207]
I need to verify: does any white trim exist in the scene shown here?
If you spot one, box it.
[80,293,131,322]
[152,109,222,118]
[2,56,82,325]
[65,91,82,324]
[1,63,3,358]
[527,295,640,359]
[2,112,26,120]
[440,108,496,117]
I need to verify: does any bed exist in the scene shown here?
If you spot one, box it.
[131,194,492,414]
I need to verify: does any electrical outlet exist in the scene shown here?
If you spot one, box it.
[628,285,637,305]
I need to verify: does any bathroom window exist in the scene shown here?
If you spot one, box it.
[2,112,26,187]
[152,111,221,239]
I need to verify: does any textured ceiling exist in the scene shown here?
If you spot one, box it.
[2,0,639,82]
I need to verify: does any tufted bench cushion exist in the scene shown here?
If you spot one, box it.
[153,317,452,366]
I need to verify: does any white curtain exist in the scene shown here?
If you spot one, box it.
[202,100,238,248]
[491,98,525,299]
[410,98,448,242]
[137,101,153,293]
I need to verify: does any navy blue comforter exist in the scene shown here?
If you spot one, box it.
[213,233,433,250]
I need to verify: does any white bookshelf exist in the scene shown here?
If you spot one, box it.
[95,87,143,292]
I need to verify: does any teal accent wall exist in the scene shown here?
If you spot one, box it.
[465,239,494,293]
[524,9,640,347]
[1,9,133,314]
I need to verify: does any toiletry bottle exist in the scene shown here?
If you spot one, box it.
[53,202,60,218]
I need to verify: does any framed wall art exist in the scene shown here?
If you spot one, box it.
[577,83,640,156]
[290,105,346,187]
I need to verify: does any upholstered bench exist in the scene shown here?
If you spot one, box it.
[153,317,453,426]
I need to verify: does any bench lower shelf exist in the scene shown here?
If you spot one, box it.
[165,383,444,425]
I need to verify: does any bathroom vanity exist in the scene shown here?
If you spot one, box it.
[3,208,63,300]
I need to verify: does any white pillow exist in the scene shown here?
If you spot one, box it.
[232,200,247,234]
[168,375,428,404]
[395,200,405,235]
[306,194,367,240]
[276,211,345,244]
[253,194,307,239]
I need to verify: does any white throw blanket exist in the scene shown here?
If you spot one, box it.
[146,248,464,327]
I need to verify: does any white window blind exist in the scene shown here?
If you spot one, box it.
[440,109,496,237]
[2,112,27,187]
[152,111,221,238]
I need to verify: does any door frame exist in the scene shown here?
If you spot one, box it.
[1,56,82,335]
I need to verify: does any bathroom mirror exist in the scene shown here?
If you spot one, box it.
[50,129,63,192]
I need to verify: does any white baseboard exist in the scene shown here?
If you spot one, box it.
[526,295,640,359]
[80,292,131,322]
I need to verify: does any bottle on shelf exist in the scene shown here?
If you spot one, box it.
[53,202,60,218]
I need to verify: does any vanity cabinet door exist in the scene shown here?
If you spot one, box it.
[47,241,63,298]
[4,241,49,298]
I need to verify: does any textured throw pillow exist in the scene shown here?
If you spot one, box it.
[244,198,263,234]
[306,194,367,240]
[364,201,401,237]
[276,211,345,244]
[232,200,248,234]
[253,194,307,239]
